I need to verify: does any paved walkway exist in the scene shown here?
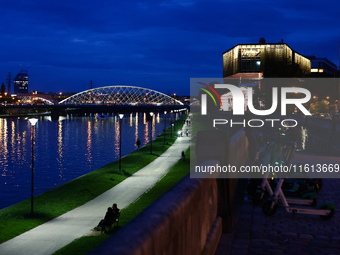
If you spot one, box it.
[0,120,191,255]
[216,151,340,255]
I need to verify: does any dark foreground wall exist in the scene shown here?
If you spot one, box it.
[90,173,222,255]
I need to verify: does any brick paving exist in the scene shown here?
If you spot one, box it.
[215,151,340,255]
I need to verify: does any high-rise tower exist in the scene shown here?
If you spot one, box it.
[14,69,28,94]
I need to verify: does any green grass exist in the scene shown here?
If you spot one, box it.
[0,114,187,244]
[53,148,191,255]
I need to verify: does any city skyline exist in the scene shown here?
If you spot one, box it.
[1,0,340,96]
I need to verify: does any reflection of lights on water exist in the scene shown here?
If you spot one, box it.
[0,119,9,177]
[144,116,149,144]
[130,113,133,127]
[11,121,15,156]
[1,114,169,208]
[57,121,64,178]
[135,113,139,149]
[58,121,63,157]
[87,121,92,163]
[152,115,155,140]
[114,116,120,158]
[157,113,160,123]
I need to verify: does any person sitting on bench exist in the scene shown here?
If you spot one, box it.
[112,203,119,215]
[95,207,114,231]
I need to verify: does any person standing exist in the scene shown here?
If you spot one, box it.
[136,138,141,149]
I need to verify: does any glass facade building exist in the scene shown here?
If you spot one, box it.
[14,72,28,94]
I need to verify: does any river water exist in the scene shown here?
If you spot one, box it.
[0,112,178,210]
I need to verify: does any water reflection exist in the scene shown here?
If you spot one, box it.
[0,119,8,177]
[57,121,64,179]
[114,116,120,158]
[11,121,15,156]
[135,113,138,149]
[87,120,92,164]
[144,113,149,144]
[152,114,155,140]
[0,113,172,209]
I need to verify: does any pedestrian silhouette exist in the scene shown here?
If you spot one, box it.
[136,138,141,149]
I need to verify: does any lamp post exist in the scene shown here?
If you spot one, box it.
[149,112,153,154]
[175,110,178,135]
[170,110,173,137]
[163,111,167,145]
[28,118,38,214]
[119,114,124,172]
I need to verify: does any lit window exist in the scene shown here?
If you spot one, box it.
[311,69,318,72]
[318,69,324,73]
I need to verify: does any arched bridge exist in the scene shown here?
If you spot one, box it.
[18,95,58,105]
[59,86,183,106]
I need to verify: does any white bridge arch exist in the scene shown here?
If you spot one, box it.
[59,86,183,105]
[18,95,56,105]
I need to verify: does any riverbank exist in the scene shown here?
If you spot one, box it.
[0,114,187,244]
[53,148,191,255]
[0,111,51,118]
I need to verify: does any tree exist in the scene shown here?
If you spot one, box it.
[1,82,6,96]
[316,100,330,113]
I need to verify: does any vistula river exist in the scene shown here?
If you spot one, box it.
[0,112,178,210]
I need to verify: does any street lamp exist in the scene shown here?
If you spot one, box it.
[170,110,173,137]
[119,114,124,172]
[28,118,38,214]
[149,112,153,154]
[163,111,167,145]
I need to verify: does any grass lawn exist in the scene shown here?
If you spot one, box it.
[53,148,191,255]
[0,114,187,244]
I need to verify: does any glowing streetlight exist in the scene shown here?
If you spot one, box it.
[170,110,173,137]
[163,111,167,145]
[149,112,153,154]
[28,118,38,214]
[119,114,124,172]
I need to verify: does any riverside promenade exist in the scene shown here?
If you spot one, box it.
[0,121,191,255]
[215,151,340,255]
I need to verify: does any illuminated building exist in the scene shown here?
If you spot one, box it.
[307,56,338,76]
[14,71,28,94]
[223,38,311,78]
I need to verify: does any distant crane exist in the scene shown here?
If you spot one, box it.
[89,80,94,89]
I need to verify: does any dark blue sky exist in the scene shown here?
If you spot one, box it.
[1,0,339,96]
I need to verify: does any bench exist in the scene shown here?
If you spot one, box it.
[100,212,120,233]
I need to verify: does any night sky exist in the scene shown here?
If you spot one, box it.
[1,0,339,96]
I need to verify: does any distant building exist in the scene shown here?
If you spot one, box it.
[307,56,338,76]
[14,71,28,94]
[223,38,311,78]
